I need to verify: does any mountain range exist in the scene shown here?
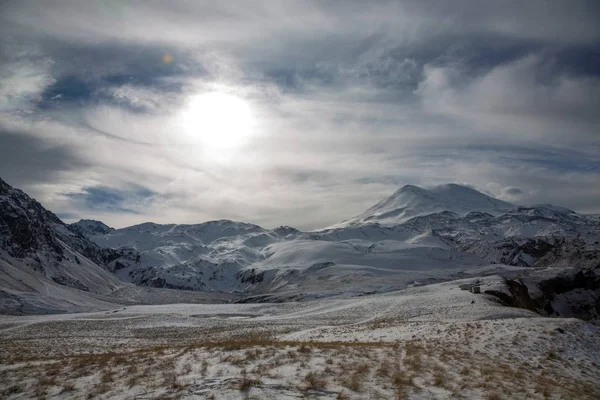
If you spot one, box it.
[1,177,598,317]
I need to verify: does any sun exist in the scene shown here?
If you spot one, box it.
[180,92,253,150]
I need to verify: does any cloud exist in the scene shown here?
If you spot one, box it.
[497,186,524,202]
[64,185,158,214]
[0,47,55,113]
[416,54,600,144]
[0,1,599,229]
[0,130,89,187]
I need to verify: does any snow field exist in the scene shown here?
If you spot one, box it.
[1,279,599,399]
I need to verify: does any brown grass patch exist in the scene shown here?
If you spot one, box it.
[376,359,392,378]
[341,373,363,392]
[239,375,262,392]
[303,371,328,390]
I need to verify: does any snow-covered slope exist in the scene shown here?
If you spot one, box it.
[84,216,488,295]
[334,184,514,227]
[0,178,235,314]
[86,220,272,291]
[83,196,599,301]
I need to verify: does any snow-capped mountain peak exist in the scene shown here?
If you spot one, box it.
[335,183,515,227]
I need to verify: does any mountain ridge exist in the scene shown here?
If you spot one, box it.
[1,177,599,317]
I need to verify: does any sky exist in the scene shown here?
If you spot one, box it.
[1,0,599,230]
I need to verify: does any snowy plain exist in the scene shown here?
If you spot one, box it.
[1,276,599,399]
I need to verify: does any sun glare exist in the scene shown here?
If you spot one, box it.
[180,92,253,151]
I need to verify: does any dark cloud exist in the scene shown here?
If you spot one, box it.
[0,130,89,187]
[39,76,96,109]
[502,187,523,196]
[35,43,201,113]
[64,185,157,214]
[461,145,600,173]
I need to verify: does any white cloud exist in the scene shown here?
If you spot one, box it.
[417,55,600,145]
[0,51,54,113]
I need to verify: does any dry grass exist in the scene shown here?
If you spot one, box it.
[244,348,263,360]
[336,391,351,400]
[126,374,140,388]
[432,370,446,387]
[376,359,392,378]
[200,359,209,374]
[87,383,110,397]
[181,362,192,375]
[355,362,370,374]
[39,375,58,387]
[2,335,600,400]
[126,364,139,375]
[34,384,48,397]
[60,382,76,394]
[341,359,375,392]
[222,353,247,365]
[392,369,412,399]
[297,344,312,354]
[239,375,262,392]
[341,373,363,392]
[303,371,328,390]
[2,384,23,397]
[171,378,188,390]
[100,369,114,384]
[404,353,422,372]
[404,341,424,357]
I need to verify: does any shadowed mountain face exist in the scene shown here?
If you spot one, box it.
[69,219,113,237]
[0,178,65,258]
[0,177,132,275]
[0,178,129,313]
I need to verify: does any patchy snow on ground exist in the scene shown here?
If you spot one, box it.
[1,276,599,399]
